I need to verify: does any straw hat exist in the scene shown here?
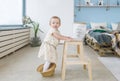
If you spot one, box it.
[37,63,56,77]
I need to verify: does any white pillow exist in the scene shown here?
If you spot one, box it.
[90,22,107,29]
[111,23,118,30]
[73,23,87,40]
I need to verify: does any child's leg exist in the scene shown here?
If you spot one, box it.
[43,61,51,72]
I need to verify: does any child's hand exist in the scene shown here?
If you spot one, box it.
[66,37,74,41]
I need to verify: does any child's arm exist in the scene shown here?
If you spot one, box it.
[52,32,73,41]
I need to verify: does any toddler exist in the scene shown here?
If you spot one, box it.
[38,16,73,72]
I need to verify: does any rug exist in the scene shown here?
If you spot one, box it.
[98,57,120,81]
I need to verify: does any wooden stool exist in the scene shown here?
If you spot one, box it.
[61,41,92,80]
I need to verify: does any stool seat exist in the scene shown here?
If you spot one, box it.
[61,40,92,80]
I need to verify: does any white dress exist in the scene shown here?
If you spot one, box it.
[38,28,60,63]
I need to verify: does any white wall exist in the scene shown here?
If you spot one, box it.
[26,0,74,41]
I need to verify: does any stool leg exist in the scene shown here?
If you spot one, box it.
[87,62,92,80]
[83,64,86,70]
[77,45,80,54]
[62,62,66,80]
[61,42,67,80]
[61,44,65,72]
[61,51,66,80]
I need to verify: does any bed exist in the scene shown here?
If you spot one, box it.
[84,22,120,56]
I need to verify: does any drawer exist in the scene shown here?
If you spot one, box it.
[0,35,29,47]
[0,42,29,58]
[0,32,29,42]
[0,39,29,53]
[0,28,30,36]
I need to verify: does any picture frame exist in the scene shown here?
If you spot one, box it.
[85,0,91,6]
[98,0,103,6]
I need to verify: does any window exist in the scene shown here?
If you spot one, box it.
[0,0,25,27]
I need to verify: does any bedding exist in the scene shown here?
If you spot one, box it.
[85,28,120,56]
[83,22,120,56]
[88,29,114,46]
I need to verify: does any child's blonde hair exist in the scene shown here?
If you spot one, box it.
[49,16,61,25]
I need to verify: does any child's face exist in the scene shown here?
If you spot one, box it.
[50,18,60,29]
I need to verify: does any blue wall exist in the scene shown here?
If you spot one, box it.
[74,0,120,28]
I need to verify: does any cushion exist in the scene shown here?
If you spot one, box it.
[117,22,120,30]
[111,23,118,30]
[90,22,107,29]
